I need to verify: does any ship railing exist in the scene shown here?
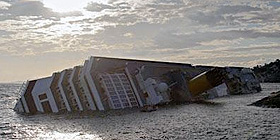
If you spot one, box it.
[18,80,28,97]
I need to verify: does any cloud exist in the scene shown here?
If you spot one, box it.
[1,0,280,82]
[223,44,280,52]
[154,29,280,49]
[199,39,238,46]
[217,5,262,15]
[0,0,82,21]
[0,29,13,37]
[268,1,280,8]
[85,2,115,12]
[0,1,10,10]
[60,0,280,64]
[0,36,57,56]
[189,5,262,26]
[0,1,59,20]
[2,0,280,52]
[86,0,190,25]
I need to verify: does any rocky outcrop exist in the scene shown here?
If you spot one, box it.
[250,91,280,108]
[253,59,280,83]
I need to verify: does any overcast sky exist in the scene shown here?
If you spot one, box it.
[0,0,280,82]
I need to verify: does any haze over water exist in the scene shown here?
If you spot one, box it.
[0,83,279,139]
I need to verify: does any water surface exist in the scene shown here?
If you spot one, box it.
[0,83,279,139]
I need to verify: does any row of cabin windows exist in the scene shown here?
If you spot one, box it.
[77,83,92,109]
[72,78,92,110]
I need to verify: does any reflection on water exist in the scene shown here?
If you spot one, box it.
[1,83,280,139]
[37,131,102,140]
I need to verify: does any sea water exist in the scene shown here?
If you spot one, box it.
[0,83,280,139]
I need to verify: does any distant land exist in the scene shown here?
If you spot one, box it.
[253,59,280,83]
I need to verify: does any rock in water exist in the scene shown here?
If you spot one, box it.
[250,91,280,108]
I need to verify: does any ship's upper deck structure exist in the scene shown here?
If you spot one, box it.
[14,56,262,114]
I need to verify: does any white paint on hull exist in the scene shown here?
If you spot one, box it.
[79,60,97,110]
[21,95,30,113]
[32,77,59,113]
[85,57,104,110]
[14,99,25,113]
[20,81,30,113]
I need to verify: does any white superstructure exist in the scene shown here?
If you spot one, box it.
[14,56,261,114]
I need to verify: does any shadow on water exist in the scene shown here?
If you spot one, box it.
[18,100,224,121]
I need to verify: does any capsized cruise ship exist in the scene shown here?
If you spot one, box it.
[14,56,262,114]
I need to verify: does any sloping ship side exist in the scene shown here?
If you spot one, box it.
[14,56,262,114]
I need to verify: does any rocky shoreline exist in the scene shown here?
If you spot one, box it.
[250,91,280,108]
[253,59,280,83]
